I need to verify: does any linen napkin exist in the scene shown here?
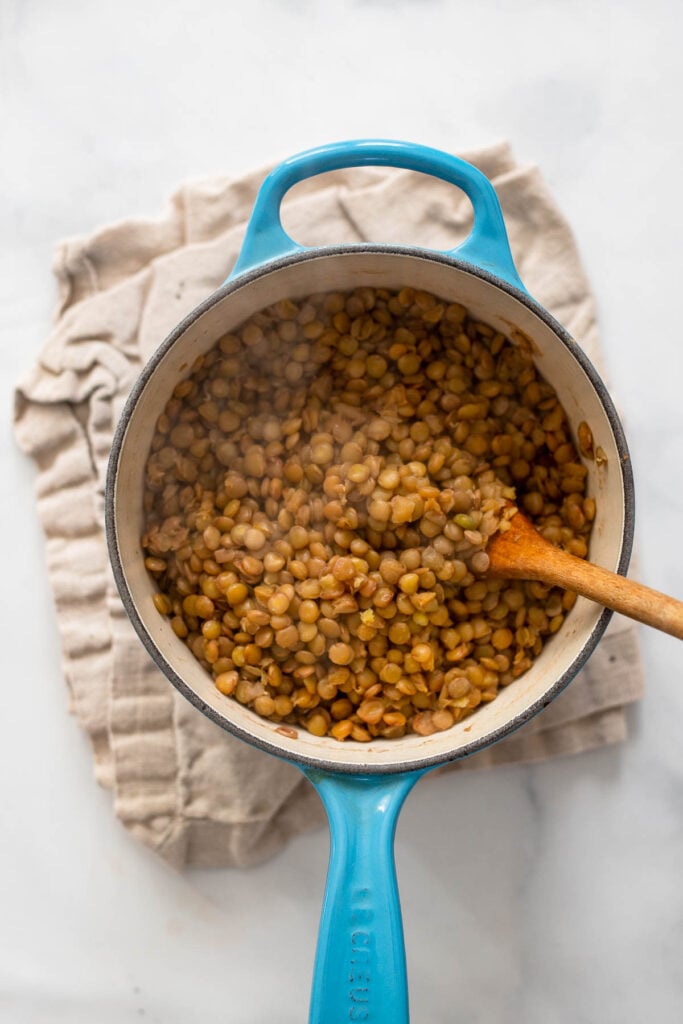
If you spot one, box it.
[13,142,644,869]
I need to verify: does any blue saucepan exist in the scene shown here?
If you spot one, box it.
[106,139,634,1023]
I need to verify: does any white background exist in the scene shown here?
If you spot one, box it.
[2,1,683,1022]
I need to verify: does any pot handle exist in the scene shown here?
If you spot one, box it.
[302,767,425,1024]
[228,139,525,290]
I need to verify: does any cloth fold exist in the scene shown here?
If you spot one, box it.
[14,141,644,869]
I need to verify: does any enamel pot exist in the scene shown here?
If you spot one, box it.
[106,140,634,1023]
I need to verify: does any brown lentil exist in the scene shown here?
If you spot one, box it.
[142,285,594,742]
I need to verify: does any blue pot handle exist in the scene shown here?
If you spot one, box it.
[303,767,426,1024]
[228,139,525,290]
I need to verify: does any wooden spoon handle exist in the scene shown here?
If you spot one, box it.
[538,554,683,639]
[488,514,683,640]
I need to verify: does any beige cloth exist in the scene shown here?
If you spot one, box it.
[14,142,644,869]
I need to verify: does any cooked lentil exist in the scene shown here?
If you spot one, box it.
[141,286,594,741]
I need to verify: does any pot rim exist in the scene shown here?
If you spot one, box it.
[105,243,635,775]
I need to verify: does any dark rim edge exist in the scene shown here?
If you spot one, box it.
[105,244,635,775]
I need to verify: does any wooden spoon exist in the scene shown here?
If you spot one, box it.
[487,510,683,640]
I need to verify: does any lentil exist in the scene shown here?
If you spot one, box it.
[142,285,594,741]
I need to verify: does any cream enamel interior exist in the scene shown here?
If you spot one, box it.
[111,250,628,771]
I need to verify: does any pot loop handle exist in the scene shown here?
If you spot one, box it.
[228,139,525,291]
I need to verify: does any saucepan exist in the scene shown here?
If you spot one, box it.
[105,140,634,1023]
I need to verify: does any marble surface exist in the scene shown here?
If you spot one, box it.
[2,1,683,1021]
